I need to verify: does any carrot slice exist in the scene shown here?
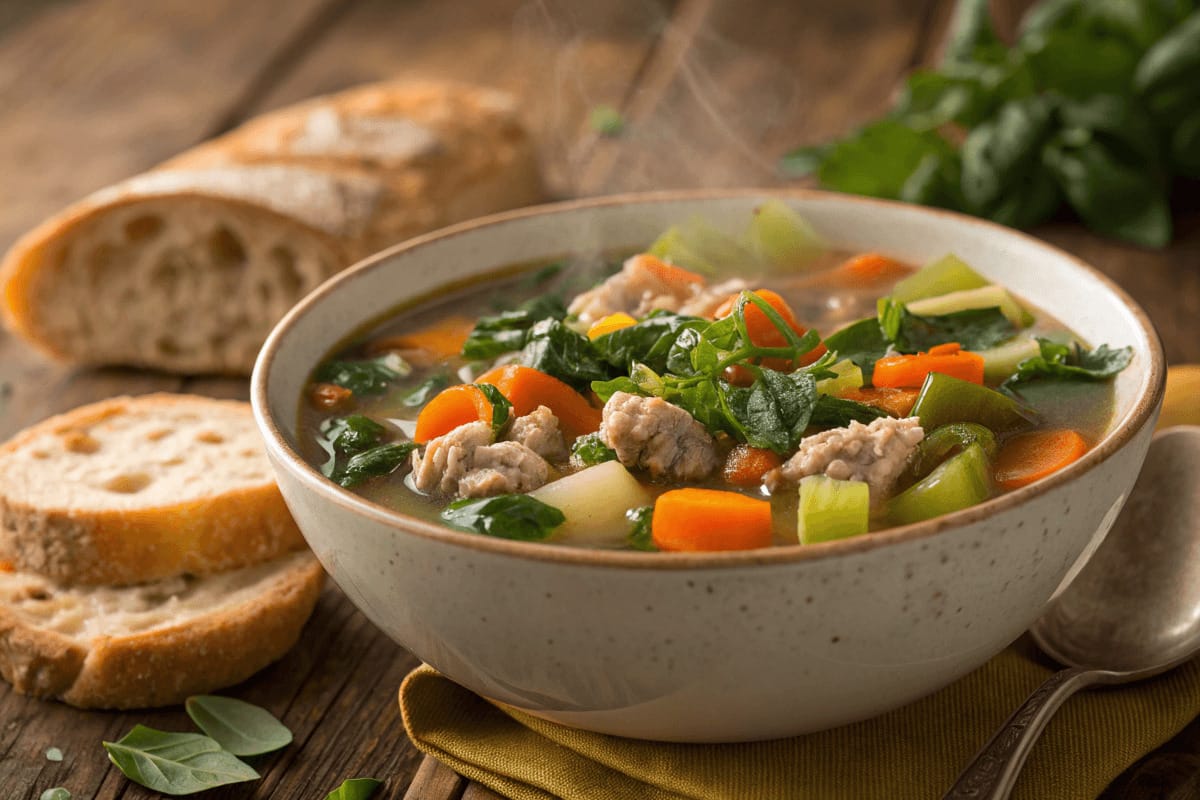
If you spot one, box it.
[309,382,353,411]
[838,387,921,418]
[833,252,912,285]
[652,488,774,552]
[722,445,784,487]
[414,384,494,443]
[714,289,827,371]
[873,346,985,388]
[365,315,475,359]
[635,253,706,289]
[475,364,601,439]
[993,429,1088,490]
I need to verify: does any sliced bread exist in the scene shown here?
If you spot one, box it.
[1,79,544,374]
[0,550,323,708]
[0,394,305,586]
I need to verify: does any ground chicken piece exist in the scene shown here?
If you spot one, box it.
[568,254,712,325]
[599,392,719,481]
[411,421,550,498]
[764,417,924,507]
[676,278,750,317]
[506,405,569,464]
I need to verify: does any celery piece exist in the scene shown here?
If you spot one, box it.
[906,285,1033,329]
[887,443,992,526]
[816,359,864,396]
[890,254,990,303]
[746,200,825,269]
[904,423,998,484]
[977,335,1042,383]
[648,218,753,276]
[797,475,870,544]
[910,372,1035,432]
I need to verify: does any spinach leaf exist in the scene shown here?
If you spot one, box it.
[476,383,513,436]
[721,370,818,454]
[103,725,259,795]
[883,300,1017,353]
[326,778,383,800]
[315,355,407,395]
[519,319,613,390]
[626,506,656,551]
[402,373,451,407]
[1135,10,1200,96]
[810,395,890,427]
[335,443,418,488]
[592,312,708,373]
[441,495,566,541]
[823,317,891,384]
[1002,337,1133,388]
[943,0,1007,66]
[591,376,643,403]
[185,696,292,757]
[462,295,567,359]
[571,432,617,466]
[960,96,1061,227]
[317,415,387,477]
[1023,27,1141,97]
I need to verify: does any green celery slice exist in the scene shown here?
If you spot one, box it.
[887,442,992,526]
[746,200,825,269]
[906,285,1033,329]
[648,218,753,276]
[890,254,990,303]
[910,372,1035,432]
[976,336,1043,383]
[815,359,864,396]
[797,475,870,544]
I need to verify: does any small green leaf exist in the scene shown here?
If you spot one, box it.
[335,442,418,487]
[571,432,617,466]
[45,746,63,762]
[626,506,656,551]
[442,495,566,541]
[326,777,384,800]
[1003,338,1133,389]
[315,355,408,395]
[477,383,513,436]
[40,789,70,800]
[185,695,293,757]
[589,104,625,136]
[103,725,259,796]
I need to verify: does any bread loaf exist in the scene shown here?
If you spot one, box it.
[0,550,323,709]
[0,394,305,586]
[0,80,544,374]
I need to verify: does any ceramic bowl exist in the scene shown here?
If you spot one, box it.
[252,191,1164,742]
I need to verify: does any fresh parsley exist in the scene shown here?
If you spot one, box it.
[571,432,617,466]
[626,506,656,551]
[441,495,566,541]
[1003,337,1133,389]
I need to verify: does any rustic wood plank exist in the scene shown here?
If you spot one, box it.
[403,757,467,800]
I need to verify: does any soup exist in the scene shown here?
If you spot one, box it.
[298,202,1130,551]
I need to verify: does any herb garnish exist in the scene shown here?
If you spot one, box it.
[315,354,408,395]
[626,506,656,551]
[476,383,513,436]
[318,416,416,487]
[461,295,567,359]
[441,495,566,541]
[571,432,617,466]
[336,443,418,487]
[518,319,612,390]
[103,726,259,795]
[879,299,1016,353]
[326,778,384,800]
[1003,337,1133,389]
[185,695,293,757]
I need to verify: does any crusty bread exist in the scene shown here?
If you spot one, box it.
[1,80,544,374]
[0,550,323,708]
[0,394,305,586]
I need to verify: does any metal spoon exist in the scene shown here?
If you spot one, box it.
[944,426,1200,800]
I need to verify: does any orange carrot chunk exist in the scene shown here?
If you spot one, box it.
[873,346,985,388]
[365,315,475,359]
[635,253,707,289]
[713,289,828,372]
[723,445,784,487]
[475,364,602,439]
[837,387,921,418]
[833,252,912,285]
[652,488,774,552]
[993,429,1088,490]
[309,382,354,411]
[414,384,494,444]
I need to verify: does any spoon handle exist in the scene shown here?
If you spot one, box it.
[943,666,1098,800]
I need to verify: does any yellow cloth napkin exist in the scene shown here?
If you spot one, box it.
[400,639,1200,800]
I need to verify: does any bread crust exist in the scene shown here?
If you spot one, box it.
[0,79,544,374]
[0,394,307,586]
[0,553,324,708]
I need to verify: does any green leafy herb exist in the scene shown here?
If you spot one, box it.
[721,370,819,454]
[518,319,613,389]
[822,317,891,383]
[403,373,451,407]
[103,725,259,795]
[810,395,890,427]
[315,355,407,395]
[571,432,617,466]
[40,790,70,800]
[326,778,383,800]
[1003,337,1133,388]
[477,383,513,435]
[335,443,418,488]
[462,295,567,359]
[592,312,709,374]
[184,696,293,757]
[882,301,1017,353]
[590,104,625,136]
[442,494,566,541]
[626,506,656,551]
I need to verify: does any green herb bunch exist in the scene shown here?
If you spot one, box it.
[782,0,1200,247]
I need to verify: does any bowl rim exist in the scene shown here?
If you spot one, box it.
[252,187,1166,570]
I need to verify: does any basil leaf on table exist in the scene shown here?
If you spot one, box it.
[571,432,617,466]
[103,725,259,795]
[335,443,418,488]
[40,790,70,800]
[442,495,566,541]
[326,778,383,800]
[626,506,656,551]
[315,355,407,396]
[184,695,293,757]
[518,319,613,390]
[1003,337,1133,389]
[402,372,451,407]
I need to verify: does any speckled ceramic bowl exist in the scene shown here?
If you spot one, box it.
[252,191,1164,742]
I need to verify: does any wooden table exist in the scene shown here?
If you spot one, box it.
[2,1,1198,798]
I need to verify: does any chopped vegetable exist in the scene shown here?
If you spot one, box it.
[810,394,891,426]
[723,444,784,487]
[314,354,407,396]
[816,359,864,396]
[651,488,774,552]
[365,315,474,358]
[636,253,707,290]
[461,295,567,360]
[713,289,827,370]
[1002,337,1133,389]
[587,312,637,340]
[904,422,998,484]
[529,461,654,546]
[890,254,990,303]
[592,312,707,373]
[993,428,1088,489]
[976,335,1043,383]
[413,384,497,443]
[888,442,992,525]
[626,506,656,551]
[518,319,613,390]
[570,432,617,466]
[873,343,986,387]
[648,219,755,276]
[309,382,353,411]
[745,199,825,268]
[822,317,890,383]
[402,373,452,407]
[335,443,418,487]
[476,365,602,439]
[836,387,921,417]
[441,494,566,541]
[880,299,1017,354]
[831,252,911,285]
[911,372,1035,431]
[797,475,870,544]
[906,285,1032,328]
